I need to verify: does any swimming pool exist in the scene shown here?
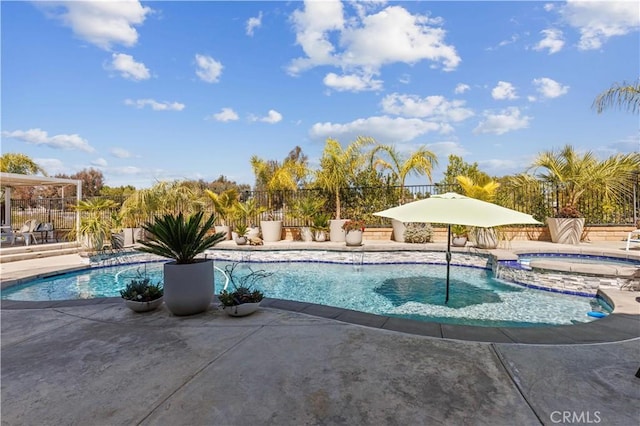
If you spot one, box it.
[2,260,608,328]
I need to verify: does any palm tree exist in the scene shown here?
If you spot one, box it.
[455,176,500,202]
[315,136,376,220]
[250,150,308,214]
[204,188,239,226]
[71,199,119,251]
[369,144,438,203]
[592,79,640,114]
[530,145,640,213]
[120,181,204,228]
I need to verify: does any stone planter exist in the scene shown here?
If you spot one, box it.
[260,220,282,242]
[123,227,143,246]
[329,219,348,242]
[222,302,261,317]
[391,219,406,242]
[345,230,363,246]
[234,236,247,245]
[124,297,163,313]
[451,236,467,247]
[474,227,498,249]
[163,259,214,316]
[314,230,327,242]
[300,227,314,242]
[547,217,585,245]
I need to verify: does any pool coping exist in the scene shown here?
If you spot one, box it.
[2,288,638,345]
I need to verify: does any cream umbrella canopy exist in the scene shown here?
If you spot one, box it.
[373,192,541,303]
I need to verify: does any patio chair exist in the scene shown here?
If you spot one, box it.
[14,219,40,245]
[626,229,640,251]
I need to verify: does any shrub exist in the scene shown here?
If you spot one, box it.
[403,223,433,243]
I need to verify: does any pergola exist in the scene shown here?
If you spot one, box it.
[0,172,82,239]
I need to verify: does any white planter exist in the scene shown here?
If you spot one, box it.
[215,225,231,240]
[222,302,261,317]
[124,297,163,313]
[247,227,260,239]
[235,236,247,245]
[300,227,314,242]
[391,219,406,242]
[260,220,282,242]
[163,259,214,316]
[451,236,467,247]
[547,217,585,245]
[314,231,327,242]
[474,227,498,249]
[329,219,348,242]
[345,230,363,246]
[123,228,143,246]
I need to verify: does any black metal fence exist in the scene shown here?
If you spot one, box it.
[3,179,638,233]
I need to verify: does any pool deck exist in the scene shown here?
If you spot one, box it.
[1,240,639,424]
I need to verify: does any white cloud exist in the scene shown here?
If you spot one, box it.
[91,158,108,167]
[246,11,263,36]
[478,158,522,175]
[473,107,531,135]
[211,108,239,122]
[195,54,223,83]
[124,99,185,111]
[34,158,66,175]
[454,83,470,94]
[110,148,132,158]
[288,3,460,76]
[309,116,444,143]
[532,77,569,99]
[252,110,283,124]
[38,0,151,50]
[560,0,640,50]
[323,72,383,92]
[381,93,474,122]
[491,81,518,100]
[2,128,95,152]
[533,29,564,54]
[108,53,150,80]
[425,141,470,158]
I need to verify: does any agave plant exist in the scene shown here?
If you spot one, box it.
[137,211,226,264]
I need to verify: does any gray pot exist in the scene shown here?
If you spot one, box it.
[163,259,213,316]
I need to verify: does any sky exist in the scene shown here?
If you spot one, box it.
[2,0,639,189]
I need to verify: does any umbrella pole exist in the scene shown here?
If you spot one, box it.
[445,224,451,304]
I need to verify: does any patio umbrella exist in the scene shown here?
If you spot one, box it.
[373,192,541,304]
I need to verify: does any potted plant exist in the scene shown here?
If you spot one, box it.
[218,263,271,317]
[120,273,164,313]
[451,225,468,247]
[137,211,226,316]
[291,195,324,242]
[70,199,119,254]
[234,222,248,245]
[342,219,365,246]
[205,188,239,240]
[311,212,330,242]
[236,198,266,239]
[547,204,584,245]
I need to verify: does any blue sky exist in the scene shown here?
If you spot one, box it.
[2,0,639,189]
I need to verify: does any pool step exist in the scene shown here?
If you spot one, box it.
[0,243,81,263]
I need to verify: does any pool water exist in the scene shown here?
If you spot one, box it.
[2,261,608,328]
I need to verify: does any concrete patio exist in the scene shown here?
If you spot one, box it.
[1,240,639,425]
